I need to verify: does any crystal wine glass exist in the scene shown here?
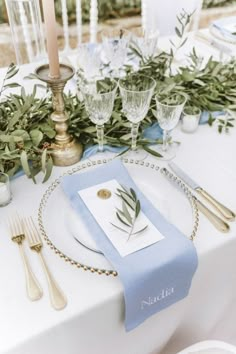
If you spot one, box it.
[101,28,131,78]
[155,92,187,160]
[129,26,159,62]
[77,43,102,80]
[82,78,118,154]
[119,74,156,158]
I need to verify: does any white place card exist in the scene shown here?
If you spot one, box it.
[78,179,164,257]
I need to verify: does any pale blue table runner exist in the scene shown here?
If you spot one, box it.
[62,159,198,331]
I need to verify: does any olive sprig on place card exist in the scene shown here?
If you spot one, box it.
[111,186,148,242]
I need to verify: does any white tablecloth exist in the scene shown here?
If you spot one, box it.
[0,32,236,354]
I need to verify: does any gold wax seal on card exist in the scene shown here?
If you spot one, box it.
[97,189,111,200]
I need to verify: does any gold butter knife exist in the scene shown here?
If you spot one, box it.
[168,162,235,221]
[161,167,230,233]
[195,198,230,233]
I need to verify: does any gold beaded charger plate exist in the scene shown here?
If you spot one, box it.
[38,158,199,277]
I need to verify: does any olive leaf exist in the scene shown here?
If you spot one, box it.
[30,129,43,147]
[111,185,148,242]
[42,155,53,183]
[20,150,36,183]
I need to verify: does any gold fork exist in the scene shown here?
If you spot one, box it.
[8,213,43,301]
[24,217,67,311]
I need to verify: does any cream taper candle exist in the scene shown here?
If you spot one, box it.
[41,0,60,78]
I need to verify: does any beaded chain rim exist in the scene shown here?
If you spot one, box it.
[38,158,199,277]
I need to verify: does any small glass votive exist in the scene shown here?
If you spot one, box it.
[181,106,201,133]
[0,173,12,207]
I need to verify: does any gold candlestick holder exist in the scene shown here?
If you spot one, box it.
[35,63,82,166]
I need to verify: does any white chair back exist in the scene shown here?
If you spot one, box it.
[60,0,98,50]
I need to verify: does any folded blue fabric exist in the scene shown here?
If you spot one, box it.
[82,122,163,159]
[62,159,198,331]
[199,110,225,125]
[212,17,236,41]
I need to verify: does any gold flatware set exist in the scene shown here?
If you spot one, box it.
[167,162,235,233]
[6,162,235,308]
[8,213,67,310]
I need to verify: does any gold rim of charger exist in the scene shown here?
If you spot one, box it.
[38,158,199,277]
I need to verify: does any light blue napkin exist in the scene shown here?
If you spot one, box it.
[82,122,163,159]
[212,17,236,42]
[199,110,225,125]
[62,159,198,331]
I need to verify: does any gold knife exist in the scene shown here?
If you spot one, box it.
[161,167,230,233]
[195,198,230,233]
[168,162,235,221]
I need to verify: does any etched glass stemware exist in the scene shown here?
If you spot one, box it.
[155,92,187,159]
[82,79,118,153]
[130,26,159,62]
[101,28,131,77]
[119,74,156,155]
[77,43,102,81]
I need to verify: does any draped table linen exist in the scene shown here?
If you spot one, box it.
[0,31,236,354]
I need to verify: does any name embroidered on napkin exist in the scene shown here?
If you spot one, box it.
[78,179,164,257]
[141,287,175,310]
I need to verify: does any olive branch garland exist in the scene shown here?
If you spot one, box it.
[111,185,148,242]
[1,10,236,183]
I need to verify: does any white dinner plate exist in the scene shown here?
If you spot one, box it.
[66,195,170,255]
[38,158,197,274]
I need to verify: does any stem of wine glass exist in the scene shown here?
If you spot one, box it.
[131,123,139,151]
[96,124,104,152]
[162,130,168,152]
[112,66,120,78]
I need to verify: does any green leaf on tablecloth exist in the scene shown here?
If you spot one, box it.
[179,37,188,49]
[2,83,21,90]
[12,130,30,141]
[30,130,43,147]
[41,149,47,173]
[20,151,36,183]
[8,136,15,151]
[38,123,55,139]
[5,63,19,80]
[143,145,163,158]
[42,156,53,183]
[24,73,39,80]
[175,27,182,38]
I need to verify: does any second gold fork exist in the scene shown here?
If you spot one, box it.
[24,217,67,311]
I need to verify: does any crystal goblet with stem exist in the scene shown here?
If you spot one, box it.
[82,78,118,158]
[76,43,103,100]
[119,74,156,159]
[129,26,159,63]
[77,43,102,80]
[101,28,131,78]
[155,92,187,160]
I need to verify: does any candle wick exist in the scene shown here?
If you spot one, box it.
[48,73,61,79]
